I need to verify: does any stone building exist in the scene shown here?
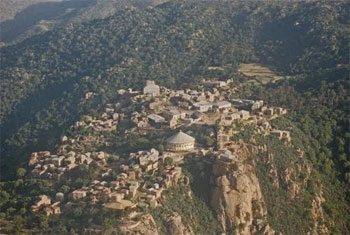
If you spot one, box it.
[217,131,230,150]
[238,110,250,120]
[271,130,291,142]
[193,101,213,112]
[214,101,232,110]
[70,190,87,200]
[148,114,166,128]
[143,80,160,96]
[166,130,195,152]
[31,195,51,212]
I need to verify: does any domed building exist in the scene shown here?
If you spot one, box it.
[166,130,195,152]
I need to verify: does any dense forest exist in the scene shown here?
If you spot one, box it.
[0,0,349,233]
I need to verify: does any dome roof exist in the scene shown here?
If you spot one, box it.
[166,131,195,144]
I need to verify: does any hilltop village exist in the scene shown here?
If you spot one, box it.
[28,79,289,221]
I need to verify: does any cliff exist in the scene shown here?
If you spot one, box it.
[211,144,275,235]
[165,212,194,235]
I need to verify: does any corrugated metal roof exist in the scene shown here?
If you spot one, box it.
[166,130,195,144]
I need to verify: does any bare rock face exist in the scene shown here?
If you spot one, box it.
[282,161,312,200]
[119,214,159,235]
[166,212,193,235]
[308,185,329,235]
[211,145,275,235]
[262,149,312,200]
[265,153,280,188]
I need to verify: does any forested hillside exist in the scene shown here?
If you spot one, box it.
[0,0,94,45]
[0,0,169,46]
[0,0,60,22]
[0,0,349,233]
[1,0,348,182]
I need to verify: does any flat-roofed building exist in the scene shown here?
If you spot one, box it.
[239,110,250,120]
[193,102,213,112]
[214,101,232,109]
[148,114,166,128]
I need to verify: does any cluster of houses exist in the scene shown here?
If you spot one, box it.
[113,79,236,131]
[69,79,288,139]
[29,79,292,217]
[31,147,184,216]
[32,195,61,216]
[29,150,108,179]
[71,148,183,210]
[74,105,119,132]
[120,80,288,134]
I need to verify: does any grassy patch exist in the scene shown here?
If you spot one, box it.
[239,63,284,84]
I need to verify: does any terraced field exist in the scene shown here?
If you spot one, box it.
[239,63,284,85]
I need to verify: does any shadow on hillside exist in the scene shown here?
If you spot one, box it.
[0,76,83,180]
[0,0,95,43]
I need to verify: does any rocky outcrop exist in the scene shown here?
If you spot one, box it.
[282,161,312,200]
[166,212,193,235]
[265,153,280,189]
[308,185,329,235]
[119,212,193,235]
[261,148,313,200]
[211,144,275,235]
[119,214,159,235]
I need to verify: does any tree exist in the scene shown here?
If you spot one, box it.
[72,207,83,218]
[204,136,215,147]
[164,157,174,167]
[69,228,78,235]
[157,144,165,154]
[13,215,24,233]
[16,168,26,178]
[37,214,49,230]
[103,218,113,234]
[60,185,70,194]
[0,190,10,208]
[56,224,68,234]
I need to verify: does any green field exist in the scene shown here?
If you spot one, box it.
[239,63,283,85]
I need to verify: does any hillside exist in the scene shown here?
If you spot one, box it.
[0,0,349,234]
[0,0,94,46]
[0,0,169,46]
[0,0,61,22]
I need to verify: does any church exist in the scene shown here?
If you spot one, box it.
[166,130,195,152]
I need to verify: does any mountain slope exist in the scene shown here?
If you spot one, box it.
[0,0,94,45]
[1,0,348,181]
[0,0,62,22]
[0,0,349,233]
[0,0,170,46]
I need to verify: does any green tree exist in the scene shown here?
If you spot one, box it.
[12,215,24,233]
[37,214,49,230]
[157,144,165,154]
[164,157,174,167]
[60,185,70,194]
[16,168,26,178]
